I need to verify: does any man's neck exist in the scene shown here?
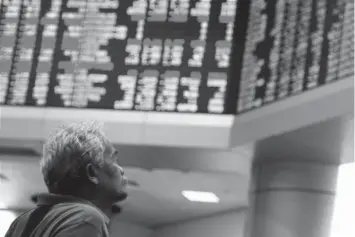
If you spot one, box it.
[90,199,113,219]
[70,191,114,219]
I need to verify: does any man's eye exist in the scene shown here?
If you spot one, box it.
[113,156,119,163]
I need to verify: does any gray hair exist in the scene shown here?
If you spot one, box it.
[40,121,109,194]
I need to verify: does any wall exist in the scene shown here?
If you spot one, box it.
[0,210,17,237]
[153,210,247,237]
[110,220,153,237]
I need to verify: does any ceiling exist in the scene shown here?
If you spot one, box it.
[0,155,250,227]
[255,114,354,164]
[0,114,353,228]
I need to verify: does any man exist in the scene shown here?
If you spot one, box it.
[5,121,128,237]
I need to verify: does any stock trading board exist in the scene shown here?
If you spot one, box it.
[0,0,353,114]
[237,0,354,113]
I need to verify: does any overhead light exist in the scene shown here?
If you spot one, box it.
[182,190,220,203]
[0,201,8,209]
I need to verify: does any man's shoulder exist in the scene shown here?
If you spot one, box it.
[51,202,108,229]
[6,204,108,237]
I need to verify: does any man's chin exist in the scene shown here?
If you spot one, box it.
[115,191,128,202]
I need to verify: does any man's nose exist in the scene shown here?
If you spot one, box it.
[119,166,124,176]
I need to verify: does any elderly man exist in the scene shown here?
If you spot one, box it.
[5,121,128,237]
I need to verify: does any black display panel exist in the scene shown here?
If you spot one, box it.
[237,0,354,113]
[0,0,248,114]
[0,0,353,115]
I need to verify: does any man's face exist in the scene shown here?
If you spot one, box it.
[98,143,128,201]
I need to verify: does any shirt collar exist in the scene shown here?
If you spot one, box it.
[36,193,110,224]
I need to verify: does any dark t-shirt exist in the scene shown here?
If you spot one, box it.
[5,194,110,237]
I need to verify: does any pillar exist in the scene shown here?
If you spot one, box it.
[244,116,350,237]
[245,161,339,237]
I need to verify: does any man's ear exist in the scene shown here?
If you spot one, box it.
[85,163,99,185]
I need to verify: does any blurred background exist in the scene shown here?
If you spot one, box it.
[0,0,354,237]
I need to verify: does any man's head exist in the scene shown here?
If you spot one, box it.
[40,121,127,203]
